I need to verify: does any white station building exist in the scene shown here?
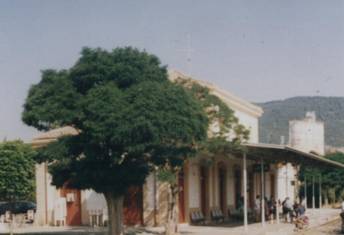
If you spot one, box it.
[31,71,344,230]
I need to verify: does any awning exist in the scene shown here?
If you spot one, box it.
[239,143,344,169]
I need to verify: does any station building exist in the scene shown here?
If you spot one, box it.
[32,71,343,228]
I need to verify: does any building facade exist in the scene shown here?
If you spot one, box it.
[33,71,303,227]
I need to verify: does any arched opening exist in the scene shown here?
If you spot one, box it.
[270,173,275,199]
[60,188,82,226]
[123,186,143,225]
[178,170,185,223]
[200,166,209,217]
[218,163,227,214]
[234,166,241,209]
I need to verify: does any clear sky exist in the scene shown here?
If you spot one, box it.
[1,0,343,141]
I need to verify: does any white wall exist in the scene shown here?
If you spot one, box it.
[276,164,297,202]
[35,163,46,225]
[83,190,107,211]
[233,109,259,143]
[289,113,325,155]
[188,161,200,208]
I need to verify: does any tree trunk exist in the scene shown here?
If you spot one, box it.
[165,184,179,235]
[104,192,124,235]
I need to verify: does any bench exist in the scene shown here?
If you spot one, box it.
[229,208,255,221]
[190,210,205,225]
[211,208,225,223]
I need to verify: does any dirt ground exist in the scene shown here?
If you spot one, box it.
[297,219,342,235]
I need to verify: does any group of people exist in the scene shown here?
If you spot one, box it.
[253,195,277,222]
[281,197,306,223]
[253,195,307,224]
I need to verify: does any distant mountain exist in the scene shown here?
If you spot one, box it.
[257,97,344,147]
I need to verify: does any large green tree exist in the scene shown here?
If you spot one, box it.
[0,141,35,202]
[22,47,208,235]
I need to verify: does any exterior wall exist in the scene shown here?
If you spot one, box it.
[289,112,325,155]
[35,163,60,226]
[252,165,275,200]
[276,163,298,202]
[234,109,259,143]
[81,190,107,225]
[35,163,47,225]
[181,156,279,222]
[188,159,201,209]
[227,164,235,206]
[35,164,107,226]
[142,173,169,226]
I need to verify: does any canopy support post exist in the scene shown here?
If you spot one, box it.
[319,175,322,209]
[285,164,288,198]
[261,158,265,227]
[276,187,280,224]
[243,152,248,232]
[304,175,307,209]
[312,175,315,211]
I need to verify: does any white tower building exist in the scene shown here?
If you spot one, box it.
[276,112,325,202]
[289,111,325,155]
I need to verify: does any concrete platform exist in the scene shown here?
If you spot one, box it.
[0,208,340,235]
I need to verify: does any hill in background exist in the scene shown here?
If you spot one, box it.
[257,97,344,147]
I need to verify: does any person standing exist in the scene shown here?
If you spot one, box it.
[282,197,293,223]
[254,195,261,222]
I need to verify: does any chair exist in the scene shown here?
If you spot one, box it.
[102,208,108,226]
[54,198,66,226]
[26,210,34,223]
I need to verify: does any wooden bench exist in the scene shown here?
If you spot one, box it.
[229,208,255,221]
[211,208,225,223]
[190,210,205,225]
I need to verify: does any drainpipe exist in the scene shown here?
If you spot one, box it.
[243,153,248,232]
[261,158,265,227]
[312,175,315,210]
[44,163,48,225]
[319,175,322,209]
[304,176,307,209]
[153,171,157,226]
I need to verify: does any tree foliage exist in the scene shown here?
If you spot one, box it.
[321,152,344,201]
[0,141,35,201]
[174,77,249,156]
[299,152,344,204]
[22,47,208,235]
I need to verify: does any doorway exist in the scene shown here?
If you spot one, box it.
[60,188,82,226]
[178,170,185,223]
[234,167,241,209]
[218,163,227,214]
[123,186,143,225]
[270,174,275,199]
[200,166,209,217]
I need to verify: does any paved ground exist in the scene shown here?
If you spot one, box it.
[0,208,341,235]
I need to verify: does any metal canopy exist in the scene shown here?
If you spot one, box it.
[240,143,344,169]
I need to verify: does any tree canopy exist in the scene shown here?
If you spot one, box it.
[299,152,344,204]
[22,47,208,235]
[321,153,344,196]
[0,141,35,202]
[174,77,249,155]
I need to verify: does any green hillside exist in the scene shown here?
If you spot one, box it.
[257,97,344,147]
